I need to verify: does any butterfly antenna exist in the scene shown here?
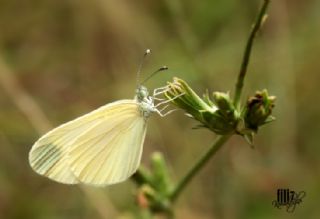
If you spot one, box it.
[141,66,169,85]
[136,49,151,87]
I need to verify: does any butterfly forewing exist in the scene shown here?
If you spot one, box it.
[29,99,145,185]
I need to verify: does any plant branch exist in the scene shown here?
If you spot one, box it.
[233,0,270,108]
[169,135,231,202]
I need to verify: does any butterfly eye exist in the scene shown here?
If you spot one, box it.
[136,86,149,101]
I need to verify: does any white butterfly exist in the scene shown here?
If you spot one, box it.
[29,51,175,186]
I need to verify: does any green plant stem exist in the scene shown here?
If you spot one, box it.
[233,0,270,108]
[169,135,232,202]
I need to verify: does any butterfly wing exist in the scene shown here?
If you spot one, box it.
[67,101,147,186]
[29,99,146,185]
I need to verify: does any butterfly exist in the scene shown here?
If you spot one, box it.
[29,50,175,186]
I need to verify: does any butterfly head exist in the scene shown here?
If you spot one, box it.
[136,85,149,102]
[135,85,156,118]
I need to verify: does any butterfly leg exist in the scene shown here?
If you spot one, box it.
[153,97,165,101]
[153,86,170,97]
[155,92,185,107]
[159,104,170,112]
[152,86,170,101]
[152,86,185,117]
[155,108,178,117]
[154,92,185,116]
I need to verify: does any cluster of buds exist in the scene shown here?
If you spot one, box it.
[165,78,276,142]
[132,79,276,215]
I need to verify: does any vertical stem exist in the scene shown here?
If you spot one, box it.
[233,0,270,108]
[169,135,231,202]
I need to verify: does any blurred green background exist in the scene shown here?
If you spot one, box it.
[0,0,319,218]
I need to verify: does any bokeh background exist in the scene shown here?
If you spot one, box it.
[0,0,319,218]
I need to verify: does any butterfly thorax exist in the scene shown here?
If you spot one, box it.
[135,85,156,118]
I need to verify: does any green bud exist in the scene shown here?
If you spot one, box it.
[165,78,239,135]
[205,92,238,135]
[133,152,173,213]
[165,77,216,124]
[165,77,216,115]
[151,152,172,195]
[212,91,234,113]
[243,89,276,132]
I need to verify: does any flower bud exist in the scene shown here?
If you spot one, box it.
[243,89,276,132]
[212,91,234,113]
[165,77,216,123]
[207,92,238,134]
[133,152,173,213]
[165,78,238,135]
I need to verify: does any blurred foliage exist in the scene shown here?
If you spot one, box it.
[0,0,319,218]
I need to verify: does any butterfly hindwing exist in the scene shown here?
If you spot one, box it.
[67,106,146,185]
[29,99,144,185]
